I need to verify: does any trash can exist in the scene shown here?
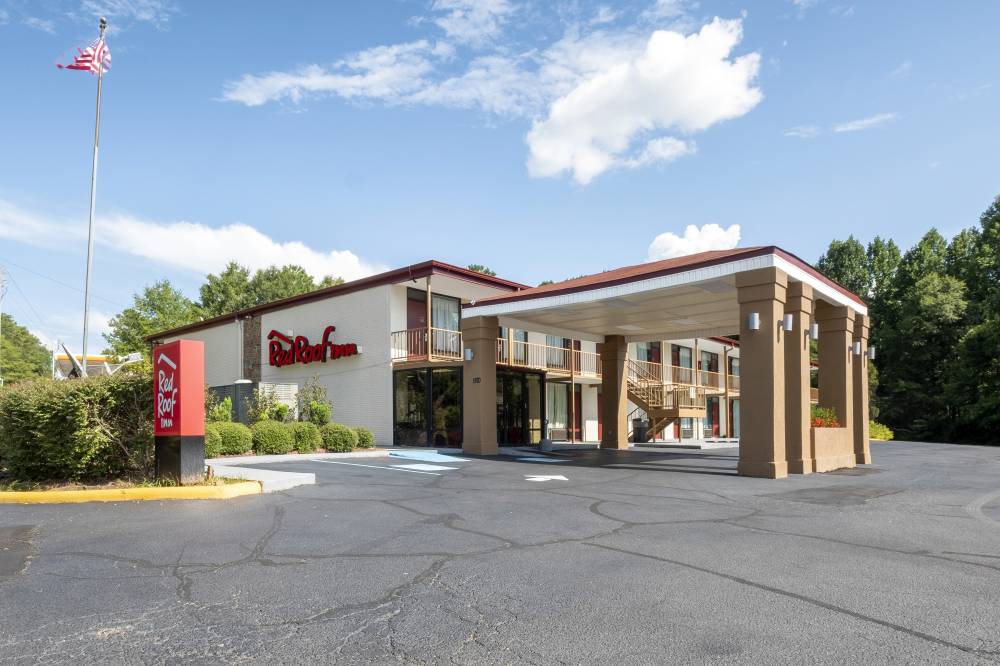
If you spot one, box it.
[632,418,649,443]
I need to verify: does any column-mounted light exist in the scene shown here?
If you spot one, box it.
[464,348,474,361]
[782,314,794,332]
[867,345,876,360]
[852,341,862,356]
[748,312,760,331]
[810,322,819,341]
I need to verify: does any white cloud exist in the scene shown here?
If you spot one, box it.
[430,0,514,46]
[784,124,820,138]
[526,18,761,184]
[23,16,55,33]
[0,199,386,283]
[0,9,9,25]
[220,40,451,107]
[641,0,688,21]
[647,223,741,261]
[788,0,818,8]
[829,5,855,17]
[832,112,898,133]
[79,0,176,28]
[888,60,911,78]
[221,8,760,185]
[590,6,619,26]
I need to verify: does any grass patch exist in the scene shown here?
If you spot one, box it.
[0,473,244,492]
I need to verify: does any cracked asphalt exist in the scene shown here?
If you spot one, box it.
[2,440,1000,664]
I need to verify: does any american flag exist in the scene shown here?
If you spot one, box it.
[57,38,111,75]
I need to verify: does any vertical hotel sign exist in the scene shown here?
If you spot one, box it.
[152,340,204,482]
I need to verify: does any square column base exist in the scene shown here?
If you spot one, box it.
[856,452,872,464]
[600,441,629,451]
[155,436,205,485]
[737,461,788,479]
[787,459,815,475]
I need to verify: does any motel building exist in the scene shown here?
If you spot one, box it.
[151,246,871,479]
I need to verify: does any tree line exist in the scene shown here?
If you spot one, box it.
[816,194,1000,442]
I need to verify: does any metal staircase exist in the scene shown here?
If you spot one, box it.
[625,359,707,443]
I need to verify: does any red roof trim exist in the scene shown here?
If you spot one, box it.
[463,246,866,310]
[146,260,527,341]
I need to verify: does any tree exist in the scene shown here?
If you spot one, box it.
[0,313,51,383]
[817,236,869,297]
[104,280,203,357]
[200,262,252,317]
[467,264,496,277]
[317,275,345,289]
[248,265,318,305]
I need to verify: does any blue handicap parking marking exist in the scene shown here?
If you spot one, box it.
[389,450,470,463]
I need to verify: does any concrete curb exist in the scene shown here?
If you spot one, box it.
[0,482,262,504]
[209,465,315,493]
[206,449,390,466]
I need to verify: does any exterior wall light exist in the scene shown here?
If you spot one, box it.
[464,348,474,361]
[782,314,794,332]
[748,312,760,331]
[810,322,819,341]
[867,345,876,360]
[852,341,862,356]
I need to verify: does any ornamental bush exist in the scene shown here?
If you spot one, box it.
[870,421,894,441]
[206,394,232,423]
[308,400,331,426]
[354,426,375,449]
[321,423,357,452]
[214,422,253,456]
[204,422,224,458]
[810,405,840,428]
[288,421,322,453]
[0,366,153,481]
[251,420,294,455]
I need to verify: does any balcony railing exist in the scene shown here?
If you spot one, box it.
[728,374,741,393]
[496,339,601,378]
[391,327,463,363]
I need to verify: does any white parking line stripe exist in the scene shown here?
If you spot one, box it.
[313,460,442,475]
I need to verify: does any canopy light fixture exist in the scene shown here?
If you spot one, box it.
[810,323,820,341]
[464,348,474,361]
[867,345,876,360]
[782,314,794,332]
[852,341,862,356]
[748,312,760,331]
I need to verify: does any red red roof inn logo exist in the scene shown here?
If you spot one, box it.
[267,325,360,368]
[152,340,204,437]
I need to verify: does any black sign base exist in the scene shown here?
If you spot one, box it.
[155,436,206,485]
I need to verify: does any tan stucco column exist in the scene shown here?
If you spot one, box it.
[815,301,855,438]
[600,335,629,450]
[784,282,814,474]
[852,314,871,464]
[461,315,499,456]
[736,267,788,479]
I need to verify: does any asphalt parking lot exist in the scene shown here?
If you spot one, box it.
[2,440,1000,664]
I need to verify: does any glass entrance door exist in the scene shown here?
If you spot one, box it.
[497,371,544,445]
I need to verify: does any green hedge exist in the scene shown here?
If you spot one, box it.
[205,423,224,458]
[0,368,153,481]
[354,426,375,449]
[210,422,253,456]
[870,421,894,441]
[288,422,322,453]
[321,423,357,452]
[251,420,294,455]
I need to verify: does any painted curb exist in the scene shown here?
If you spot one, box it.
[209,465,315,493]
[0,481,262,504]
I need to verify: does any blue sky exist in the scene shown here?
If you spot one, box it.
[0,0,998,354]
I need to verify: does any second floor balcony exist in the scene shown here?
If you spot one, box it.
[391,327,463,363]
[496,338,602,379]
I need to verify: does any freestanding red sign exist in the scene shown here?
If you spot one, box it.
[152,339,205,483]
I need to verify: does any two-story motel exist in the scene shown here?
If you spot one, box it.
[150,246,870,479]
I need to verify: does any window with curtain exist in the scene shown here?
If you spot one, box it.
[431,295,460,331]
[546,383,567,431]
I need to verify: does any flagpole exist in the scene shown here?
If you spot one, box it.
[81,16,107,377]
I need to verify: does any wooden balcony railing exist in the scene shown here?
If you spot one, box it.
[496,339,601,378]
[810,387,820,404]
[728,374,741,393]
[391,327,463,362]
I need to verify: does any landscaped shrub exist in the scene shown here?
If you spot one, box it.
[307,400,331,426]
[206,394,232,423]
[270,402,290,422]
[810,405,840,428]
[251,420,294,455]
[870,421,894,441]
[354,426,375,449]
[212,422,253,456]
[321,423,357,452]
[204,422,224,458]
[0,366,153,481]
[245,387,280,423]
[288,422,322,453]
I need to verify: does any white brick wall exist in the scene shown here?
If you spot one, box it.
[162,320,241,388]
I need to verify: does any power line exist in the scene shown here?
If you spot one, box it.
[6,270,50,332]
[0,255,126,309]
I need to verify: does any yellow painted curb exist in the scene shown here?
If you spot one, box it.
[0,481,262,504]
